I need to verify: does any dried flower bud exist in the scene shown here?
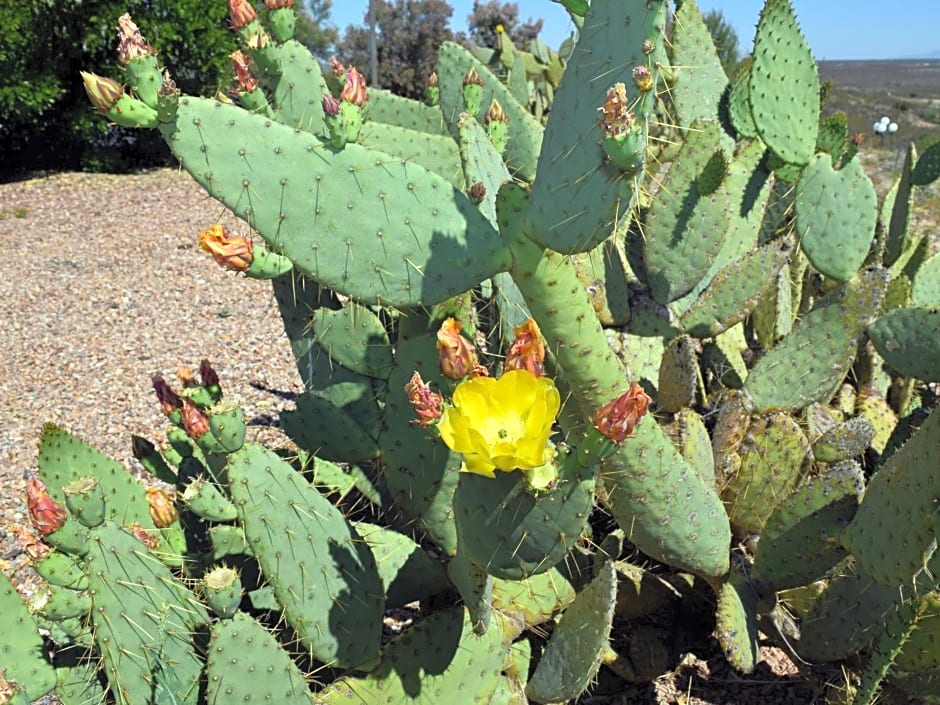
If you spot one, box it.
[26,478,67,535]
[81,72,125,114]
[228,0,257,29]
[128,523,159,550]
[504,318,545,377]
[153,375,183,415]
[146,487,179,528]
[8,524,50,561]
[230,50,259,94]
[117,13,156,65]
[641,39,655,55]
[468,181,487,204]
[330,55,346,78]
[340,67,368,107]
[181,399,211,440]
[160,70,177,96]
[437,317,480,380]
[428,71,439,87]
[632,65,653,92]
[322,93,340,117]
[594,383,652,443]
[0,669,19,703]
[597,82,636,140]
[484,99,509,125]
[404,372,444,426]
[851,132,864,146]
[177,365,197,387]
[199,223,254,272]
[463,67,484,87]
[199,359,220,389]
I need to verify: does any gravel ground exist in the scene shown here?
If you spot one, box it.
[0,168,303,586]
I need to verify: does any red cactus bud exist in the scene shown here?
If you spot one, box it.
[181,399,211,440]
[199,359,220,389]
[463,67,484,86]
[153,375,183,415]
[81,72,125,114]
[26,478,67,535]
[146,488,178,529]
[128,523,159,550]
[340,67,368,107]
[437,318,482,380]
[329,55,346,78]
[228,0,257,29]
[632,65,653,92]
[504,318,545,377]
[199,223,254,272]
[264,0,293,8]
[322,93,340,117]
[117,13,156,65]
[484,99,509,125]
[404,372,444,426]
[597,83,637,140]
[594,383,652,443]
[468,181,487,203]
[230,50,259,94]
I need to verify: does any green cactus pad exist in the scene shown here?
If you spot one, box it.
[816,112,848,158]
[281,384,383,463]
[885,144,917,267]
[743,267,888,411]
[795,153,877,281]
[813,417,874,462]
[358,121,465,189]
[894,592,940,672]
[912,250,940,305]
[752,461,864,590]
[525,559,616,703]
[747,0,820,165]
[679,237,791,338]
[38,585,92,622]
[307,301,393,379]
[209,523,252,560]
[265,39,329,134]
[667,408,716,485]
[601,413,731,578]
[657,334,699,412]
[437,42,542,182]
[33,551,87,589]
[491,562,581,628]
[0,571,57,701]
[225,444,384,668]
[853,597,922,705]
[669,0,728,127]
[447,551,494,633]
[86,522,208,705]
[454,463,594,580]
[868,306,940,381]
[643,120,730,304]
[525,0,667,254]
[722,411,812,534]
[206,611,312,705]
[365,87,449,136]
[315,607,511,704]
[841,407,940,586]
[160,97,511,307]
[728,59,758,138]
[714,570,760,674]
[911,138,940,185]
[456,112,511,226]
[352,521,450,609]
[181,476,238,522]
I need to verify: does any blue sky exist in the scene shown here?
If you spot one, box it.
[327,1,940,61]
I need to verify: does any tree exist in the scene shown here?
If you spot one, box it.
[293,0,338,62]
[466,1,543,49]
[702,8,741,78]
[335,0,454,99]
[0,0,235,174]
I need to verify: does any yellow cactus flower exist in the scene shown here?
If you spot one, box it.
[438,369,560,477]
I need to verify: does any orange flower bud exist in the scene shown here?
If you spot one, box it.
[228,0,257,29]
[484,99,509,125]
[463,67,484,86]
[146,487,178,529]
[117,14,156,65]
[264,0,293,8]
[340,67,368,107]
[26,478,67,535]
[437,318,480,380]
[181,398,211,440]
[504,318,545,377]
[404,371,444,426]
[199,223,253,272]
[594,383,652,443]
[81,72,125,114]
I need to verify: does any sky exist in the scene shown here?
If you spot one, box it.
[328,1,940,61]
